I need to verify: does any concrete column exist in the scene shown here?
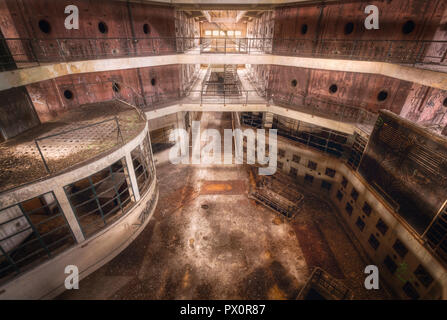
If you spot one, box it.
[53,187,85,243]
[264,112,273,128]
[125,152,141,202]
[176,111,186,132]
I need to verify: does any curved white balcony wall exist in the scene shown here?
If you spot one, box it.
[0,122,159,300]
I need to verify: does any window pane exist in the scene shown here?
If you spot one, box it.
[131,134,155,196]
[0,193,75,284]
[64,159,134,238]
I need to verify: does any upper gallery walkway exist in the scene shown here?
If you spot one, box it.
[127,66,376,136]
[1,47,447,93]
[3,37,446,70]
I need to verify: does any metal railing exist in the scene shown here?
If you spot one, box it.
[297,267,353,300]
[129,88,377,127]
[198,37,272,54]
[273,38,447,65]
[270,91,378,126]
[1,37,445,69]
[0,37,179,67]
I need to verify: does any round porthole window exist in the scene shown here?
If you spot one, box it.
[402,20,415,34]
[291,79,298,87]
[329,84,338,94]
[344,22,354,35]
[64,90,73,100]
[151,78,156,86]
[377,90,388,102]
[301,24,308,35]
[98,21,108,34]
[112,82,120,93]
[38,20,51,34]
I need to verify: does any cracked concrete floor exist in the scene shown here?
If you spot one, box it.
[57,112,390,300]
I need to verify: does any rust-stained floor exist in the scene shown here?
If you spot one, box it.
[58,112,391,300]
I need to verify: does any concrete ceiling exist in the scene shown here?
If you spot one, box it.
[114,0,340,11]
[195,10,259,23]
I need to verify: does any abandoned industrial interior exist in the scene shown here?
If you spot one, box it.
[0,0,446,301]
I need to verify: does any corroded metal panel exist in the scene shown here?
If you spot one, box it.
[359,110,447,235]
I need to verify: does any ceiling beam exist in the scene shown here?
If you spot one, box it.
[235,10,247,23]
[201,10,212,22]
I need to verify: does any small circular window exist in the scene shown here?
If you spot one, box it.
[38,20,51,34]
[98,22,108,34]
[402,20,415,34]
[291,79,298,87]
[301,24,308,35]
[64,90,73,100]
[143,24,150,35]
[443,97,447,107]
[112,82,120,93]
[344,22,354,35]
[377,90,388,102]
[151,78,156,86]
[329,84,338,94]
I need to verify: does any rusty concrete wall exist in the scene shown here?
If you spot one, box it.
[180,64,200,93]
[269,65,412,114]
[272,0,446,61]
[247,11,275,39]
[246,64,271,94]
[359,110,447,236]
[0,0,176,63]
[175,11,199,51]
[401,85,447,134]
[175,11,199,38]
[0,86,40,140]
[26,64,182,122]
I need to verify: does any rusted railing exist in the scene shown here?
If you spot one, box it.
[1,37,445,70]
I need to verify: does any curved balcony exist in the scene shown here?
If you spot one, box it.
[0,100,158,299]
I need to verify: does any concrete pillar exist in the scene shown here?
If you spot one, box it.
[264,112,273,128]
[176,111,186,132]
[53,187,85,243]
[125,152,141,202]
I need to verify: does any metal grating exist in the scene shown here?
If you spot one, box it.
[347,133,367,170]
[425,203,447,264]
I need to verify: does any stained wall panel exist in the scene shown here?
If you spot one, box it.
[359,110,447,235]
